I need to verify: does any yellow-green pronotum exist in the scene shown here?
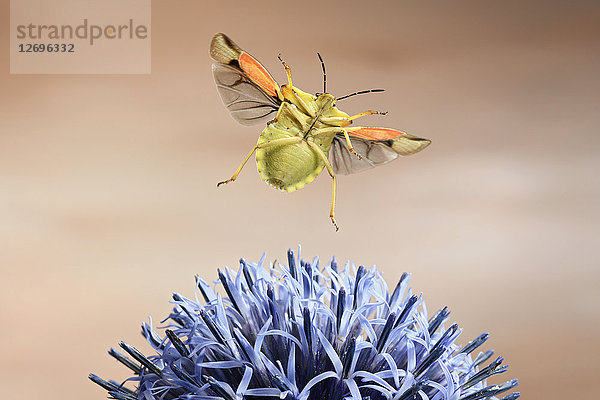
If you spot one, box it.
[210,33,431,231]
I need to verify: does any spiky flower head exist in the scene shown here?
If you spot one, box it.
[91,249,519,400]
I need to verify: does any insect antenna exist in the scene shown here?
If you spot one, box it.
[337,88,385,101]
[317,52,327,93]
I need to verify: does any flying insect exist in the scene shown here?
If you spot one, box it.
[210,33,430,231]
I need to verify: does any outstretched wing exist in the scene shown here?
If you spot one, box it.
[210,33,281,126]
[329,127,431,175]
[212,64,280,126]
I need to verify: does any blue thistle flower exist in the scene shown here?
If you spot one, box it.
[91,249,519,400]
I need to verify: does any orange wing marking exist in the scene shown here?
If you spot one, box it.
[239,52,279,98]
[346,127,405,141]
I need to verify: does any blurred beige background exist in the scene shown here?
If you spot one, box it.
[1,1,599,399]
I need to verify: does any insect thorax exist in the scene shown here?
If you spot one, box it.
[255,88,349,192]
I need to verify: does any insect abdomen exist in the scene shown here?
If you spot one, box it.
[256,127,324,192]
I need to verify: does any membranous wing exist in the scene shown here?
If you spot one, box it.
[212,63,280,126]
[210,33,281,126]
[330,127,431,175]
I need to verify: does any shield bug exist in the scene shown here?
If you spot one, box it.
[210,33,430,231]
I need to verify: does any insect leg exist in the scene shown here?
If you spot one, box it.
[217,146,258,187]
[307,141,339,232]
[309,127,362,160]
[341,129,362,159]
[277,54,293,87]
[347,110,388,121]
[276,55,314,117]
[217,137,303,187]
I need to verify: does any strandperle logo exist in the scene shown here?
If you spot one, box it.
[10,0,151,74]
[16,19,149,46]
